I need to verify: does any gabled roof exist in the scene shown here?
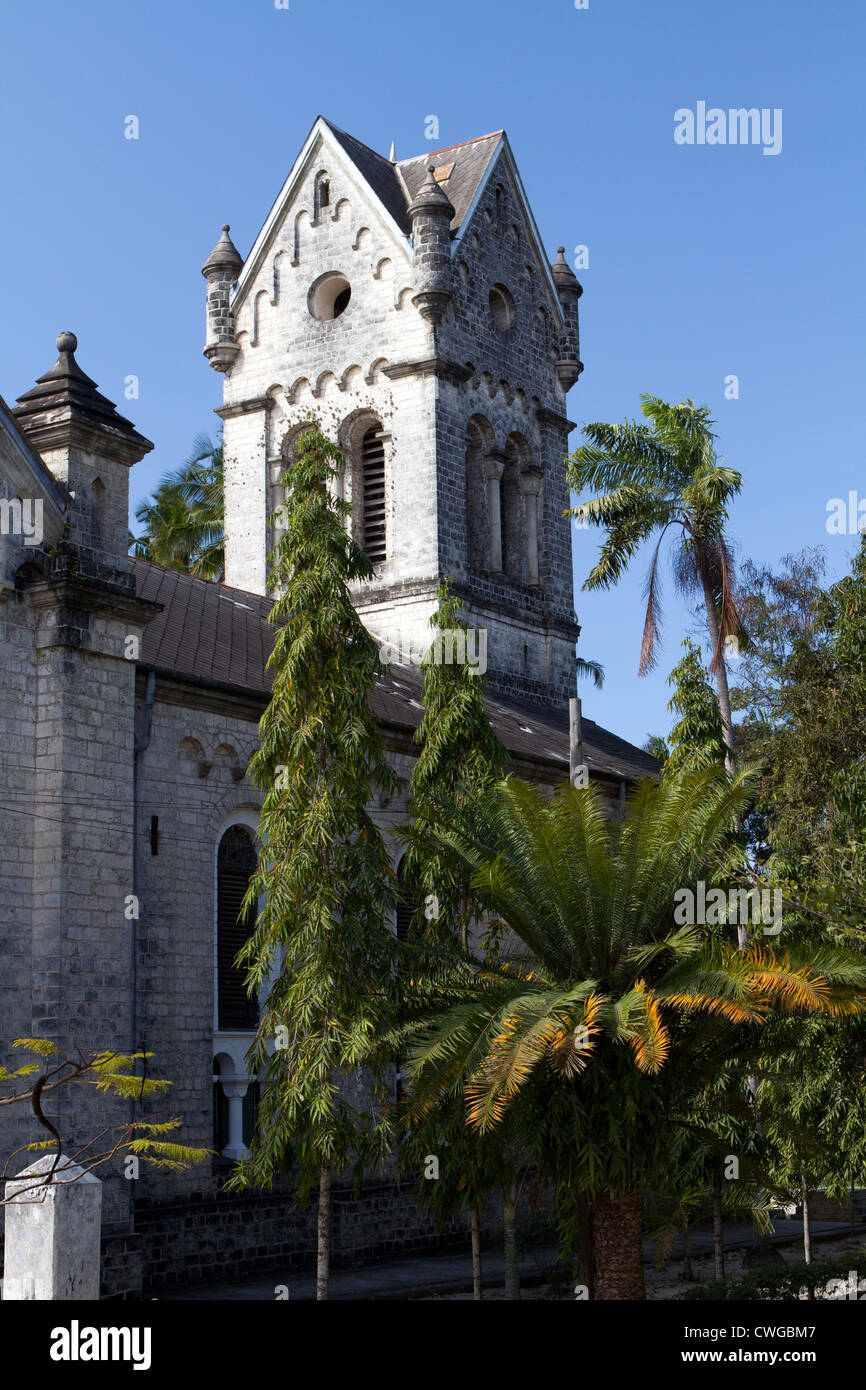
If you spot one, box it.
[231,117,563,319]
[131,558,660,785]
[396,131,503,233]
[0,392,67,536]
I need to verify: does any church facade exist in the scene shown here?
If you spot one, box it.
[0,118,657,1297]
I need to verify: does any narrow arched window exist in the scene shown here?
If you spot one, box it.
[217,825,258,1031]
[361,426,386,566]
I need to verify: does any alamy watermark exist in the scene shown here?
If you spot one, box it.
[673,880,782,935]
[0,497,43,547]
[376,629,487,676]
[674,103,782,156]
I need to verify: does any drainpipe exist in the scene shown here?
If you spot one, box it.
[129,669,155,1233]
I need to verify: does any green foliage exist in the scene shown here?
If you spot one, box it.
[567,394,742,684]
[663,639,728,776]
[0,1043,209,1180]
[401,579,506,948]
[644,734,670,763]
[228,423,398,1198]
[393,767,864,1219]
[132,432,224,579]
[682,1247,866,1301]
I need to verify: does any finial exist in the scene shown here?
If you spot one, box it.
[388,141,396,161]
[57,331,78,354]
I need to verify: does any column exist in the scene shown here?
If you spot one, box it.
[485,454,505,573]
[521,467,543,587]
[220,1079,250,1162]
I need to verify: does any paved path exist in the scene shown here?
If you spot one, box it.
[160,1218,863,1301]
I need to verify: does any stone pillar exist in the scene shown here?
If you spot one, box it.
[3,1155,101,1301]
[220,1080,250,1162]
[520,468,543,587]
[485,455,505,573]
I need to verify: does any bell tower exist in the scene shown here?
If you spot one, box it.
[204,117,583,707]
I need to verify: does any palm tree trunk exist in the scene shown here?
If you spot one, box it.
[682,1213,693,1280]
[801,1159,812,1265]
[700,560,735,773]
[593,1188,645,1300]
[503,1185,521,1300]
[469,1204,483,1300]
[713,1172,726,1280]
[316,1160,331,1301]
[576,1192,595,1298]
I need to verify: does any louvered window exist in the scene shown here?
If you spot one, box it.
[361,427,386,566]
[217,826,258,1031]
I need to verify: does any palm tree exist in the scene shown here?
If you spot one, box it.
[132,433,224,579]
[395,771,866,1298]
[567,396,742,769]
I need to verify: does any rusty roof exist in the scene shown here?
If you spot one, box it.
[132,557,659,783]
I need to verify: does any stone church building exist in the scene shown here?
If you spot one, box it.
[0,117,657,1297]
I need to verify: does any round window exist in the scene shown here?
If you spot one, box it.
[489,283,516,332]
[308,272,352,321]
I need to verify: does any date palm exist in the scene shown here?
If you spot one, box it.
[567,396,741,769]
[395,770,866,1299]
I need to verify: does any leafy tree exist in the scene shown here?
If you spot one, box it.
[226,425,398,1300]
[0,1040,207,1199]
[394,770,866,1298]
[663,638,728,777]
[132,432,224,579]
[401,578,506,950]
[567,395,743,768]
[643,734,670,763]
[396,582,518,1292]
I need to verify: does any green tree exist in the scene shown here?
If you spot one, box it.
[132,432,224,579]
[396,582,517,1292]
[663,638,728,777]
[395,770,866,1298]
[226,425,398,1300]
[643,734,670,763]
[0,1040,207,1196]
[567,395,743,768]
[401,579,506,950]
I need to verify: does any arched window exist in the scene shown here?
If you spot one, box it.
[216,825,258,1031]
[361,425,386,566]
[315,171,331,220]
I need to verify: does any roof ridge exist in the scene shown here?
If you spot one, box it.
[322,118,396,168]
[398,131,504,163]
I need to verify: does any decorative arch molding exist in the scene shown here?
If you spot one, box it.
[365,356,390,384]
[250,289,271,347]
[291,208,312,266]
[394,285,414,311]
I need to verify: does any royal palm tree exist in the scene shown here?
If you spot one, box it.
[395,771,866,1298]
[567,396,742,769]
[132,433,224,579]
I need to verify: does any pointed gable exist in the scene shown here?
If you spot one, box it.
[397,132,503,233]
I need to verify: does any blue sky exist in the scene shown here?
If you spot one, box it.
[1,0,863,748]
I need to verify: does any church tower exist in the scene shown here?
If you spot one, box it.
[203,118,583,707]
